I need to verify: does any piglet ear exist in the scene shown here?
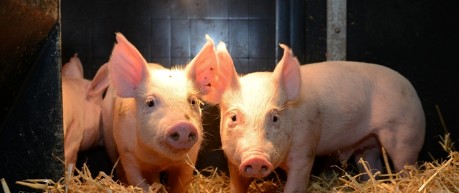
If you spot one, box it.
[62,53,84,78]
[272,44,301,101]
[108,33,148,98]
[185,35,220,104]
[215,41,240,93]
[198,41,240,105]
[87,63,109,99]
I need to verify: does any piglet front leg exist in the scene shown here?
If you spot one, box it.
[166,164,195,193]
[284,137,318,193]
[283,148,316,193]
[119,154,151,191]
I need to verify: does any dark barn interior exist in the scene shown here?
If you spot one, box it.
[0,0,458,192]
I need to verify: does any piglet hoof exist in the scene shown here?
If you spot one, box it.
[166,122,198,150]
[239,155,273,178]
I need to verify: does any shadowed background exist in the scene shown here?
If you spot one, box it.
[0,0,458,192]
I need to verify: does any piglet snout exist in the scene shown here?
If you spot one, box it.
[239,155,273,178]
[166,122,198,150]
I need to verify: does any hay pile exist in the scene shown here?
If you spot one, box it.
[326,151,459,192]
[7,148,458,193]
[9,107,459,192]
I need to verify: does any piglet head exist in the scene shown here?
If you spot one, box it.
[107,33,217,160]
[204,43,301,178]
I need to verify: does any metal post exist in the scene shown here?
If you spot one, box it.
[327,0,346,61]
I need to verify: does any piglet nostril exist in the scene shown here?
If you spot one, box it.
[261,165,268,172]
[244,165,253,173]
[169,132,180,141]
[188,132,196,141]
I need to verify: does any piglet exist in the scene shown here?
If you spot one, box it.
[62,54,109,166]
[203,42,425,192]
[102,33,218,192]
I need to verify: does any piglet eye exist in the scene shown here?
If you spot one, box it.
[272,115,278,123]
[146,99,155,107]
[190,98,199,106]
[231,115,237,122]
[227,112,239,128]
[270,111,280,123]
[189,97,202,109]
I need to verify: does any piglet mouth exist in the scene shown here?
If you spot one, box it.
[239,154,274,178]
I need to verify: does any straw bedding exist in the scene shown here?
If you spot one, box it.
[7,107,459,193]
[8,144,458,193]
